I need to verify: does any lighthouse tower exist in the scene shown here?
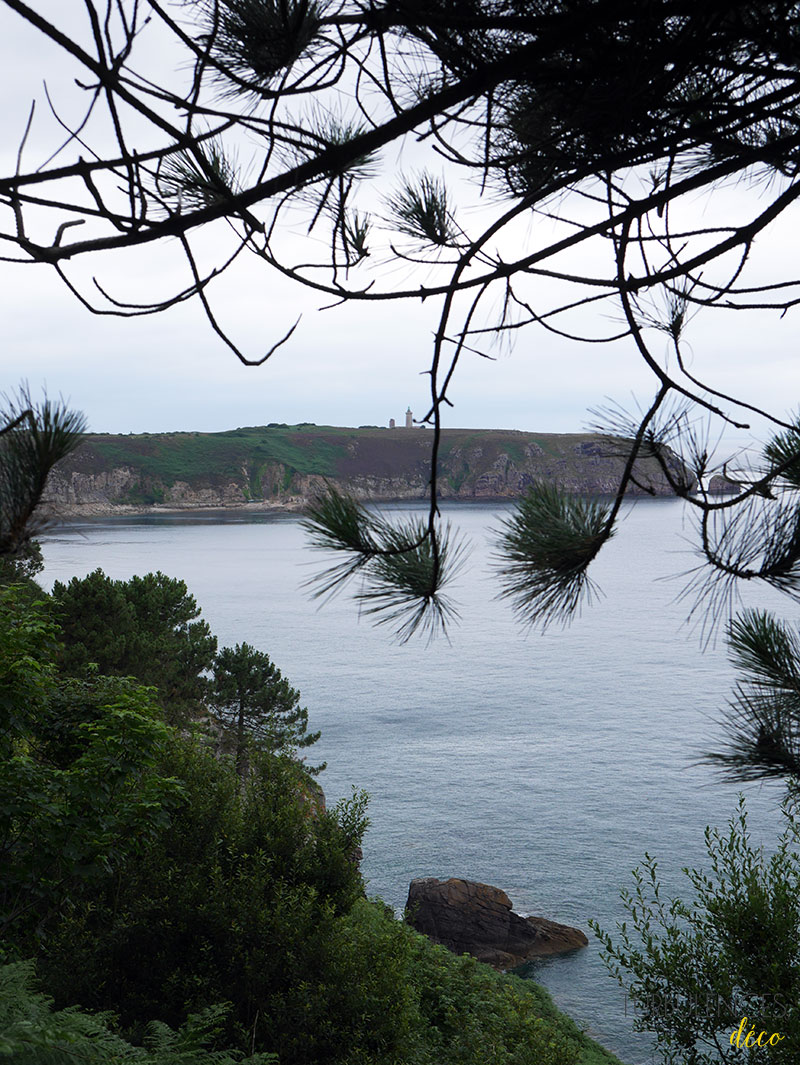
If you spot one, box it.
[405,407,413,428]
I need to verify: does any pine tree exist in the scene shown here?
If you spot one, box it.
[210,643,323,778]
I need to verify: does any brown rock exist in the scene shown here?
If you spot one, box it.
[523,915,589,955]
[405,877,587,969]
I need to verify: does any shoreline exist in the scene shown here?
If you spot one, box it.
[46,497,490,521]
[47,499,307,520]
[46,492,693,523]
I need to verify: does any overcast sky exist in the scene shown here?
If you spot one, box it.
[2,4,798,457]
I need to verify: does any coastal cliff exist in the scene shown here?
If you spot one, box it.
[46,424,689,510]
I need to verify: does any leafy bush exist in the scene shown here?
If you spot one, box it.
[250,895,584,1065]
[0,587,181,951]
[593,797,800,1064]
[36,738,368,1056]
[405,923,582,1065]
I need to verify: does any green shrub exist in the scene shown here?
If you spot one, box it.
[0,587,182,952]
[265,896,583,1065]
[37,740,367,1056]
[405,926,582,1065]
[593,797,800,1064]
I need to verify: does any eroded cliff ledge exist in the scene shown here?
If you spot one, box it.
[46,424,690,511]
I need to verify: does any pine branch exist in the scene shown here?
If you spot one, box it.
[704,610,800,782]
[0,385,87,559]
[302,486,465,641]
[493,482,614,629]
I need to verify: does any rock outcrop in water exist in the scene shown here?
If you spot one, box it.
[405,877,588,969]
[45,424,692,512]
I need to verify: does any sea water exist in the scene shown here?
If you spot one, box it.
[41,499,790,1063]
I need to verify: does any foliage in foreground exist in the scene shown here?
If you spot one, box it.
[593,798,800,1065]
[598,594,800,1065]
[0,582,611,1065]
[1,912,612,1065]
[35,736,367,1056]
[0,961,276,1065]
[0,588,182,945]
[705,609,800,781]
[33,739,590,1064]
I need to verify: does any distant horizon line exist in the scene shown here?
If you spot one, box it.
[82,422,600,436]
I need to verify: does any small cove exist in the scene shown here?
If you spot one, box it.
[42,498,788,1063]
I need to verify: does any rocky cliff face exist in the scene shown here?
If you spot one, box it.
[46,426,690,510]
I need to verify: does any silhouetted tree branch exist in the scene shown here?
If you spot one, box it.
[5,1,800,634]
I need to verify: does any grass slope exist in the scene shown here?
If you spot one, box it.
[56,423,684,504]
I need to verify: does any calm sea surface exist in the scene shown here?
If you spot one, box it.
[41,500,789,1064]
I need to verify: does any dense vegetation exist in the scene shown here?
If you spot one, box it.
[594,798,800,1065]
[51,570,218,721]
[0,574,622,1065]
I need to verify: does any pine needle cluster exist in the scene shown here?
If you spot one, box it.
[493,482,614,629]
[302,486,464,641]
[0,386,86,562]
[705,609,800,781]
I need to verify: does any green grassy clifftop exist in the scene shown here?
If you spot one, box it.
[47,423,687,508]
